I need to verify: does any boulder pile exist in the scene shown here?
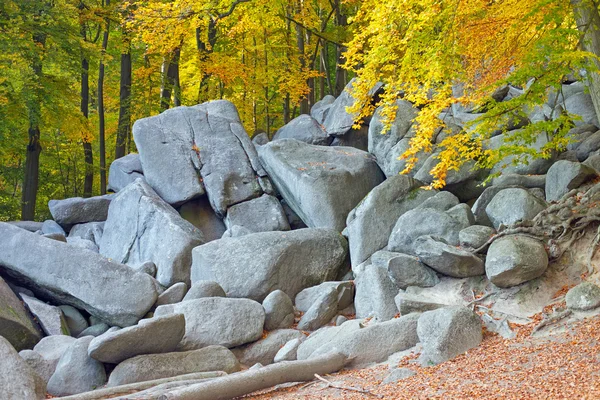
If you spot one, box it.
[3,81,600,399]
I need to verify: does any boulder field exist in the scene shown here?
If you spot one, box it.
[3,80,600,399]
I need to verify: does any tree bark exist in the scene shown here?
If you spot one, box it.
[21,28,46,220]
[572,0,600,123]
[97,0,110,195]
[116,49,132,160]
[333,0,347,96]
[160,48,181,111]
[157,352,347,400]
[81,57,93,198]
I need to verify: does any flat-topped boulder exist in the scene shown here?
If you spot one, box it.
[191,228,348,301]
[258,138,384,231]
[99,179,204,287]
[0,222,157,327]
[133,100,267,213]
[107,153,144,193]
[272,114,331,145]
[48,194,114,227]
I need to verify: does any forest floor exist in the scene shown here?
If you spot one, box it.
[241,313,600,399]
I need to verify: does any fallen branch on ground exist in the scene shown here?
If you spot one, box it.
[155,351,348,400]
[56,371,226,400]
[314,373,383,398]
[532,309,572,334]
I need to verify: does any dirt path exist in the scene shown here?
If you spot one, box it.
[242,315,600,399]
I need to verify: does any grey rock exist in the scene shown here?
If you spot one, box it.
[133,100,265,213]
[563,92,599,127]
[233,329,304,366]
[368,100,419,175]
[488,132,555,175]
[485,188,546,229]
[577,131,600,161]
[21,295,70,336]
[566,124,598,151]
[418,191,460,211]
[0,222,157,327]
[371,250,439,289]
[584,152,600,173]
[310,95,335,124]
[297,319,363,360]
[481,314,515,339]
[459,225,496,249]
[545,160,597,202]
[107,345,239,386]
[47,336,106,396]
[225,194,290,233]
[565,282,600,311]
[355,266,399,321]
[346,175,435,267]
[335,315,348,326]
[417,307,482,366]
[273,337,304,362]
[446,203,476,227]
[222,225,253,238]
[471,186,507,227]
[100,179,204,287]
[0,336,46,400]
[0,275,42,351]
[297,287,338,331]
[387,208,466,255]
[20,335,76,384]
[66,237,99,252]
[20,350,54,384]
[191,228,348,302]
[135,261,157,277]
[41,220,65,235]
[273,114,331,145]
[394,292,446,315]
[258,139,384,232]
[309,314,420,367]
[415,156,483,189]
[379,138,430,178]
[184,281,226,301]
[178,197,226,242]
[78,323,110,338]
[252,132,269,146]
[382,368,416,384]
[414,236,485,278]
[155,282,188,307]
[280,199,307,230]
[88,313,185,364]
[262,290,295,331]
[485,235,549,287]
[294,281,354,313]
[8,221,43,232]
[43,232,67,242]
[58,305,89,337]
[107,153,144,193]
[491,173,546,189]
[154,297,265,350]
[48,194,114,227]
[68,222,104,245]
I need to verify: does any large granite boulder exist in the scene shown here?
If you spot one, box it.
[545,160,597,202]
[417,306,482,365]
[107,345,239,386]
[47,336,106,397]
[0,276,42,351]
[133,100,266,213]
[20,294,70,336]
[22,336,76,384]
[88,314,185,364]
[258,138,384,232]
[371,250,439,289]
[310,95,335,124]
[272,114,331,145]
[414,236,485,278]
[107,153,144,193]
[0,336,46,399]
[191,228,348,301]
[485,188,546,229]
[154,297,265,350]
[0,222,157,327]
[224,194,290,233]
[346,175,435,267]
[354,266,399,321]
[99,179,204,287]
[48,194,114,227]
[388,208,467,255]
[485,235,549,287]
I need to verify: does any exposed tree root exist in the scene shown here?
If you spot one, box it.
[473,181,600,258]
[532,309,573,334]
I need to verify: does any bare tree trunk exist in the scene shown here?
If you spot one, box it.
[81,57,93,198]
[22,29,46,220]
[160,48,181,110]
[572,0,600,123]
[333,0,347,96]
[97,0,110,195]
[295,23,309,114]
[116,45,132,159]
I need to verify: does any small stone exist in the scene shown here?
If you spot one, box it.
[184,281,227,301]
[262,290,295,331]
[58,305,89,337]
[566,282,600,311]
[273,337,304,362]
[156,282,188,307]
[232,329,304,366]
[21,295,70,336]
[297,287,338,331]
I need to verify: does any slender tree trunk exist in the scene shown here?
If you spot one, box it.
[98,0,110,195]
[160,48,181,111]
[572,0,600,123]
[22,31,46,220]
[333,0,347,96]
[81,57,93,197]
[295,23,309,114]
[116,49,132,159]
